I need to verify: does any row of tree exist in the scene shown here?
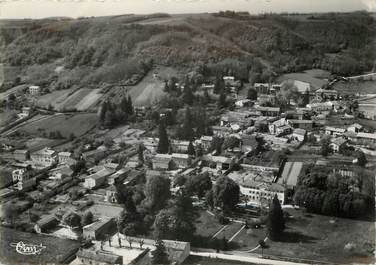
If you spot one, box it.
[98,95,134,128]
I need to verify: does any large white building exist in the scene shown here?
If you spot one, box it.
[31,148,57,167]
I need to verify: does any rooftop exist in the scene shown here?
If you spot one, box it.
[76,249,121,264]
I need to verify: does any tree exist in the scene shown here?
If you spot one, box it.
[144,175,171,212]
[356,151,367,167]
[63,212,81,229]
[266,195,285,240]
[182,84,194,105]
[178,107,195,141]
[187,141,195,156]
[217,90,227,109]
[81,211,93,226]
[223,136,240,151]
[138,144,144,164]
[247,88,258,100]
[151,239,169,265]
[127,95,134,115]
[214,75,225,94]
[185,172,212,198]
[211,176,240,212]
[157,121,169,154]
[153,191,197,242]
[320,137,331,157]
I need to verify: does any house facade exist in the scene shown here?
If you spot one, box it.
[31,148,57,167]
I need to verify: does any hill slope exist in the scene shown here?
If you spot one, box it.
[0,12,375,89]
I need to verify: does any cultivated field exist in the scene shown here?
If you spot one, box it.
[276,69,330,90]
[16,113,97,138]
[37,88,103,111]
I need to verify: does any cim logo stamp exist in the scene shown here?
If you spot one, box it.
[10,241,46,255]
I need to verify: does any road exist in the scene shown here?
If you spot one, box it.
[190,251,311,265]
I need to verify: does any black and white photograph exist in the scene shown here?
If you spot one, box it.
[0,0,375,264]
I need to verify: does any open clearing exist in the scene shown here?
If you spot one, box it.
[333,80,376,95]
[229,208,375,264]
[276,69,330,90]
[37,88,103,111]
[16,113,97,138]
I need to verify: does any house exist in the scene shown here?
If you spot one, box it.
[82,149,106,164]
[49,165,74,180]
[152,154,172,170]
[104,163,120,172]
[105,185,117,203]
[254,83,270,94]
[170,140,190,153]
[287,119,313,130]
[34,215,59,233]
[278,162,303,189]
[347,123,363,133]
[292,128,307,142]
[18,107,31,119]
[84,168,112,189]
[29,85,40,95]
[58,152,75,165]
[171,153,191,169]
[12,168,36,191]
[220,111,253,128]
[255,106,280,117]
[240,134,258,153]
[307,102,333,112]
[235,99,253,108]
[206,155,233,170]
[325,126,346,136]
[355,132,376,144]
[13,149,29,162]
[107,168,130,185]
[285,109,306,120]
[211,126,232,137]
[358,104,376,120]
[31,148,57,167]
[83,218,116,240]
[76,249,123,265]
[315,88,338,100]
[229,174,285,205]
[330,138,347,153]
[142,137,159,153]
[199,136,213,151]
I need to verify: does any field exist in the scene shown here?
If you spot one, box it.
[332,80,376,95]
[229,209,375,264]
[16,113,97,138]
[86,203,123,218]
[0,227,80,264]
[106,66,180,106]
[25,137,63,151]
[276,69,330,90]
[37,88,103,111]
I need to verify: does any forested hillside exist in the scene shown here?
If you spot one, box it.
[1,11,375,89]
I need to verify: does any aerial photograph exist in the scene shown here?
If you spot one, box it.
[0,0,375,264]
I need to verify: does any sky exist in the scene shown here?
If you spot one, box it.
[0,0,375,19]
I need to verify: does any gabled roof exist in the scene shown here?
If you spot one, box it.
[330,137,347,146]
[32,148,56,156]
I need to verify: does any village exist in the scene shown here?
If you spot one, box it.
[0,67,376,265]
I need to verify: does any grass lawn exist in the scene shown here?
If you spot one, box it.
[17,113,97,138]
[86,203,123,218]
[242,208,375,264]
[195,210,223,238]
[0,227,80,264]
[333,80,376,95]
